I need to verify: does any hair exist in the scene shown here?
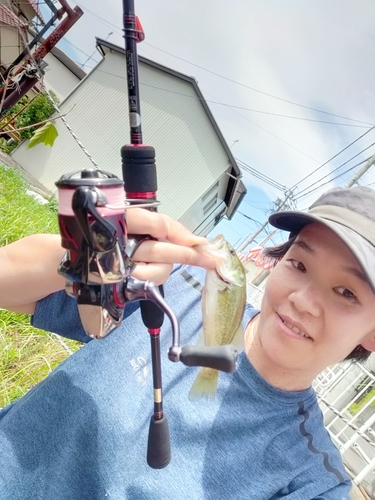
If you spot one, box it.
[263,235,371,363]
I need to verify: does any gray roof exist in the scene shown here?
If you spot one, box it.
[50,45,86,80]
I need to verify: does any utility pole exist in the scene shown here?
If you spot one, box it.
[238,221,269,252]
[238,188,295,252]
[346,154,375,188]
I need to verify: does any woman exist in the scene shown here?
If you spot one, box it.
[1,185,374,499]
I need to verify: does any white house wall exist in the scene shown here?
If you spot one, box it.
[12,50,232,222]
[43,52,83,102]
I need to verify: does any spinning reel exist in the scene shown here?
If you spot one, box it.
[55,168,238,468]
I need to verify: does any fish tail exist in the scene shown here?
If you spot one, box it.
[188,368,219,401]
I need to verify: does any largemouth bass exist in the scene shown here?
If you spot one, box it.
[189,234,246,401]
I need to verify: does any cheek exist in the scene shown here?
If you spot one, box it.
[340,313,375,344]
[262,263,290,306]
[321,309,375,358]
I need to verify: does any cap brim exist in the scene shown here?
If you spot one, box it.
[269,211,375,293]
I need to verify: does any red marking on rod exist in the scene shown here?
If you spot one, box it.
[127,192,156,199]
[148,328,161,336]
[131,136,143,144]
[124,14,135,23]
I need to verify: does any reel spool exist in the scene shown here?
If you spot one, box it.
[56,169,128,339]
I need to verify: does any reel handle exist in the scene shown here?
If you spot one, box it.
[124,277,238,374]
[71,186,117,252]
[173,345,238,373]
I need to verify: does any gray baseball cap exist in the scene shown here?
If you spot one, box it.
[268,186,375,293]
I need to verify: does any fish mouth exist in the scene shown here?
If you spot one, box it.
[215,270,231,285]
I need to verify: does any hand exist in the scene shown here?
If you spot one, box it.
[0,211,217,314]
[126,208,216,284]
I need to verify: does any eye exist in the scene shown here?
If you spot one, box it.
[289,259,306,272]
[335,287,357,300]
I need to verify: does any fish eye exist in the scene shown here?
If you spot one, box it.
[229,248,236,255]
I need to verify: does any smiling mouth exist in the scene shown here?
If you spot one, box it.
[280,317,312,340]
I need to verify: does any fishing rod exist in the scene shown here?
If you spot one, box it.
[121,0,170,468]
[121,0,244,468]
[54,0,240,470]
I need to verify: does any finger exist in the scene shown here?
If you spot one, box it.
[133,240,216,270]
[127,209,208,247]
[131,262,173,285]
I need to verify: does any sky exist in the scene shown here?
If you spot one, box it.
[38,0,375,250]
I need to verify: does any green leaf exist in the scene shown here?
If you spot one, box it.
[27,122,58,149]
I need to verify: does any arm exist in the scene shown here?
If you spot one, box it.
[0,233,65,315]
[0,209,216,316]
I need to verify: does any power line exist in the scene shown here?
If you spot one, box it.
[237,211,267,226]
[72,57,320,162]
[290,125,375,191]
[141,42,374,127]
[242,199,272,215]
[240,165,284,191]
[201,88,319,164]
[237,159,285,188]
[294,158,370,201]
[61,58,368,129]
[294,142,375,199]
[236,158,285,191]
[61,37,101,62]
[69,2,373,128]
[40,3,375,208]
[73,1,123,33]
[205,102,369,128]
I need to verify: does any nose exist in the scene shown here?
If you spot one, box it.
[288,283,322,317]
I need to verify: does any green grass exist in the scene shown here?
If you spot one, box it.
[349,387,375,415]
[0,166,58,245]
[0,165,81,407]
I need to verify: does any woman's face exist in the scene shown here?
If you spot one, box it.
[255,222,375,386]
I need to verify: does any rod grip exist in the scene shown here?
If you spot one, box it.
[179,345,238,373]
[140,285,165,329]
[121,144,157,193]
[147,415,171,469]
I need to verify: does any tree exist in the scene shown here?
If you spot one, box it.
[0,91,59,153]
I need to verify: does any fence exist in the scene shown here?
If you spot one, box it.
[314,361,375,497]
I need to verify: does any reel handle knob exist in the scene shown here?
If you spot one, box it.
[177,345,238,373]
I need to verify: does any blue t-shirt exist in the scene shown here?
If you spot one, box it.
[0,266,351,499]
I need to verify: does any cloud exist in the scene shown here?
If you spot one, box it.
[41,0,375,242]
